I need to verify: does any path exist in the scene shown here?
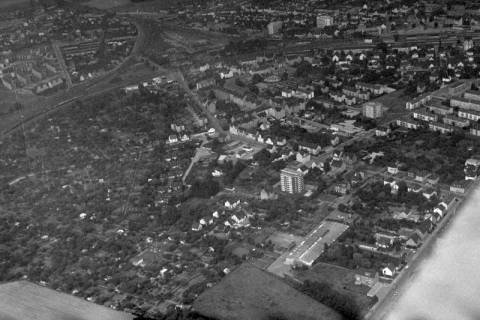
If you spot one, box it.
[173,70,227,137]
[182,138,208,184]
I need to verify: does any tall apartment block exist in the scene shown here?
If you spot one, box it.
[280,167,304,194]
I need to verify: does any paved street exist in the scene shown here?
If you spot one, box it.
[51,41,73,89]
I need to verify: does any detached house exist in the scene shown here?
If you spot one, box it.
[375,233,396,249]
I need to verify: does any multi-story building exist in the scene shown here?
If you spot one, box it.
[458,109,480,121]
[280,166,304,194]
[428,122,454,134]
[363,101,383,119]
[443,115,470,128]
[463,90,480,102]
[426,98,453,115]
[413,109,438,122]
[396,119,420,130]
[267,21,283,35]
[316,15,334,28]
[450,96,480,112]
[406,94,431,110]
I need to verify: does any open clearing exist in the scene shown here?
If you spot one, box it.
[193,263,343,320]
[0,281,133,320]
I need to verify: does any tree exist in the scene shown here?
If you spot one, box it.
[190,179,220,198]
[251,74,263,84]
[253,149,272,166]
[323,160,331,173]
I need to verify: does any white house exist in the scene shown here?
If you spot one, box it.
[167,135,178,144]
[387,166,399,175]
[382,265,396,278]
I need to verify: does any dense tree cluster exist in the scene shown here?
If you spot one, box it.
[190,178,220,198]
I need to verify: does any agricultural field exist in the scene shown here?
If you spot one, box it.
[193,263,343,320]
[0,281,133,320]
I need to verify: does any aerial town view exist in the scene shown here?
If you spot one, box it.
[1,0,480,319]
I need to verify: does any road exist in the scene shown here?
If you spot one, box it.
[365,180,479,320]
[174,70,228,137]
[51,41,73,89]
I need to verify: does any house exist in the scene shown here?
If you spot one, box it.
[381,264,397,278]
[298,142,322,155]
[351,171,365,186]
[427,174,440,185]
[415,171,430,182]
[376,125,391,137]
[405,233,421,249]
[422,188,437,200]
[192,222,203,232]
[196,78,216,90]
[296,151,311,164]
[433,206,445,219]
[416,219,434,238]
[398,228,416,241]
[167,135,178,144]
[334,182,351,195]
[260,189,278,200]
[375,233,396,249]
[384,177,396,188]
[450,181,469,194]
[230,212,250,228]
[387,166,399,175]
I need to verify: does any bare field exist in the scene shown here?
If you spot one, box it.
[0,281,133,320]
[193,263,343,320]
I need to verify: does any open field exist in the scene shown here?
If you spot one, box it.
[0,281,133,320]
[0,0,29,8]
[296,263,376,314]
[193,263,343,320]
[86,0,130,9]
[86,0,190,11]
